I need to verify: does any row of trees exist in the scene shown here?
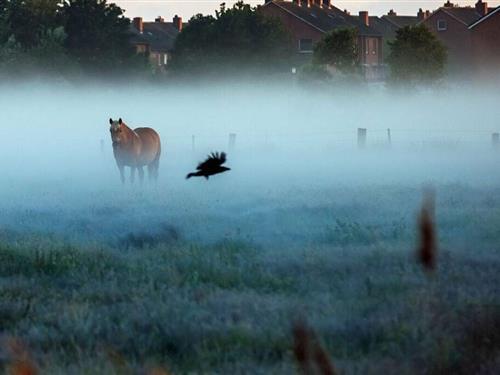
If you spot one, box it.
[171,2,447,85]
[302,25,447,86]
[170,2,292,76]
[0,0,144,77]
[0,0,447,84]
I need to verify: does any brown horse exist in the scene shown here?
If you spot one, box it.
[108,118,161,184]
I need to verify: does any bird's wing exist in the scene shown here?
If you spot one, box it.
[197,152,226,170]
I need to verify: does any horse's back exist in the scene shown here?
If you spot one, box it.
[135,127,161,165]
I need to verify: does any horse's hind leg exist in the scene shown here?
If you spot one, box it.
[138,167,144,184]
[148,156,160,183]
[130,167,136,184]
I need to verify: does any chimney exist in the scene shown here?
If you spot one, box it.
[475,0,488,16]
[444,1,454,8]
[322,0,330,8]
[425,10,431,18]
[173,15,183,32]
[132,17,143,33]
[387,9,396,16]
[344,9,350,15]
[417,8,425,20]
[155,16,164,23]
[359,11,369,26]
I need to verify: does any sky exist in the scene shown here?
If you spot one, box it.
[114,0,487,21]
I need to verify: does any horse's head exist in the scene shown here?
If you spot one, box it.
[109,118,127,148]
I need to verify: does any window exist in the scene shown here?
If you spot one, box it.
[437,19,447,31]
[299,39,313,53]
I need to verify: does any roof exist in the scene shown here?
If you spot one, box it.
[440,7,484,25]
[364,16,398,36]
[263,1,382,37]
[349,14,419,39]
[469,5,500,28]
[381,15,419,28]
[428,5,497,27]
[130,21,184,52]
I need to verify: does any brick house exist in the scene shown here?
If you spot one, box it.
[353,9,421,60]
[130,15,185,70]
[259,0,383,79]
[421,0,497,74]
[469,6,500,78]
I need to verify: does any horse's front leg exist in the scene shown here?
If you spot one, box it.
[118,164,125,184]
[130,167,136,184]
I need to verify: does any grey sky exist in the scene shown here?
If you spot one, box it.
[114,0,486,21]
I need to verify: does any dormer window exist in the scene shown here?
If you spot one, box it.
[437,19,447,31]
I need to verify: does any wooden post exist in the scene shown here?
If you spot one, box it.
[492,133,499,149]
[191,135,195,152]
[387,128,392,147]
[357,128,367,149]
[228,133,236,151]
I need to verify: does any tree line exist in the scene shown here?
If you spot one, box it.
[172,2,447,86]
[0,0,145,78]
[306,25,447,86]
[0,0,447,85]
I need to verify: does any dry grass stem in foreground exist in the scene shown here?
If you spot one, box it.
[3,337,37,375]
[293,319,337,375]
[417,188,437,272]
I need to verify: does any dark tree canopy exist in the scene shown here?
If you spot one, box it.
[313,28,358,73]
[0,0,60,47]
[61,0,137,72]
[0,0,145,77]
[171,1,292,75]
[387,24,447,85]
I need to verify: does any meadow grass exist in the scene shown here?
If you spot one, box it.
[1,184,500,374]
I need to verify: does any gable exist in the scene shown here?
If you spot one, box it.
[469,5,500,29]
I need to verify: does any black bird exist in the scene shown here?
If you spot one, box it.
[186,152,231,180]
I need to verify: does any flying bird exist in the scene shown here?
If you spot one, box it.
[186,152,230,180]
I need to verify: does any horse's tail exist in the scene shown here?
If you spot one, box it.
[148,142,161,182]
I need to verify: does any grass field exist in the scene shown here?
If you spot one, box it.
[1,83,500,374]
[1,181,500,374]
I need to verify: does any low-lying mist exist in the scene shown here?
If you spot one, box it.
[1,81,499,246]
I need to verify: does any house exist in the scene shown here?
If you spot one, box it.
[469,6,500,78]
[421,0,497,74]
[352,9,421,59]
[130,15,185,70]
[259,0,383,80]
